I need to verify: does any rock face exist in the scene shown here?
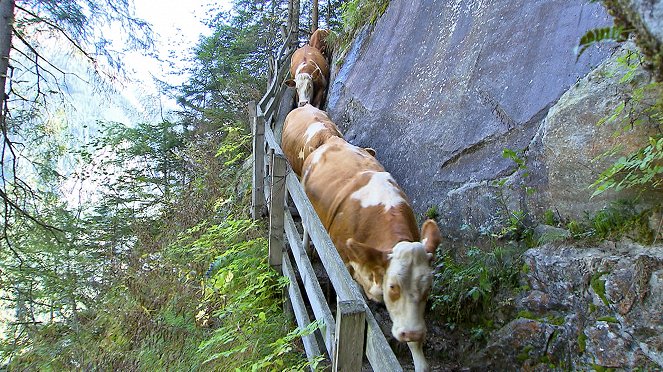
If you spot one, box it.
[328,0,662,243]
[323,0,663,369]
[476,242,663,369]
[328,0,613,241]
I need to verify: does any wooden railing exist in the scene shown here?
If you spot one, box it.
[250,34,403,372]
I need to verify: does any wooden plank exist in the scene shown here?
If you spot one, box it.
[333,300,365,372]
[365,309,403,372]
[264,124,284,156]
[285,173,365,303]
[268,152,286,270]
[285,173,403,371]
[284,209,335,355]
[282,252,323,365]
[250,101,265,220]
[302,228,311,256]
[264,148,272,208]
[259,55,294,117]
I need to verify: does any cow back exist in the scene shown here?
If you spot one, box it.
[302,137,420,262]
[282,104,343,176]
[309,29,330,58]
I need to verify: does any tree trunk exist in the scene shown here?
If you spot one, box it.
[311,0,318,33]
[0,0,14,120]
[289,0,300,48]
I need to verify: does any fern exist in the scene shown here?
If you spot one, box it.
[576,26,629,60]
[591,136,663,196]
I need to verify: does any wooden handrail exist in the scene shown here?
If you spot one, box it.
[250,20,403,372]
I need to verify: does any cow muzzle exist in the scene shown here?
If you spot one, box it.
[397,329,426,342]
[298,100,309,107]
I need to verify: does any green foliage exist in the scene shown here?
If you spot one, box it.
[578,331,588,353]
[576,26,629,60]
[591,136,663,196]
[590,49,663,197]
[1,1,307,370]
[502,148,527,173]
[166,218,314,371]
[431,245,523,326]
[335,0,390,54]
[543,210,556,226]
[426,205,440,220]
[565,200,654,243]
[597,316,618,323]
[489,148,536,243]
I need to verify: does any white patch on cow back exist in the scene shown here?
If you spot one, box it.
[302,142,330,180]
[350,172,405,211]
[303,122,326,144]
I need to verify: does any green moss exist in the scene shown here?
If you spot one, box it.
[597,316,619,324]
[592,364,615,372]
[578,332,588,353]
[517,310,537,320]
[336,0,391,55]
[589,303,597,314]
[547,316,565,326]
[591,271,611,306]
[516,345,534,363]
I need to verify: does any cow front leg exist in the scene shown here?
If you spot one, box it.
[407,341,429,372]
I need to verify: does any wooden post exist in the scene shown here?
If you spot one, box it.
[268,152,287,271]
[250,101,266,220]
[333,300,365,371]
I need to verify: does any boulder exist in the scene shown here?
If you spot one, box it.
[537,42,663,221]
[477,242,663,369]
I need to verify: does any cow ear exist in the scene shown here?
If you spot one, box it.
[346,238,389,264]
[364,147,376,157]
[421,219,442,256]
[285,79,296,87]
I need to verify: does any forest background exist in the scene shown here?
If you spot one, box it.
[0,0,342,369]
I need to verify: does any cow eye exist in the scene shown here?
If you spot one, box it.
[388,283,401,301]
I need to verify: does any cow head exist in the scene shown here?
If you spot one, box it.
[285,72,314,107]
[386,219,440,372]
[346,219,441,343]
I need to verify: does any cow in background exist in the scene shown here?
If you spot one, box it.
[281,104,342,176]
[309,29,330,59]
[285,45,329,108]
[301,136,441,372]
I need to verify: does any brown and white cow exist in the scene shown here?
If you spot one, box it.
[309,29,330,59]
[302,136,442,372]
[281,103,343,177]
[285,45,329,108]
